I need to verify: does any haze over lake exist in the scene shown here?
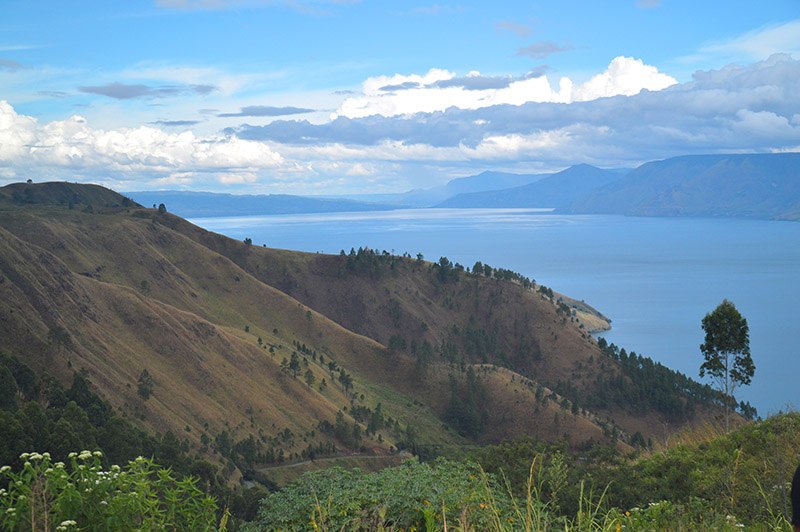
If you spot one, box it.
[192,209,800,416]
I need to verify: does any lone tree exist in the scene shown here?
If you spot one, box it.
[137,369,155,400]
[699,299,754,431]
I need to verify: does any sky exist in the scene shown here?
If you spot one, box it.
[1,0,799,194]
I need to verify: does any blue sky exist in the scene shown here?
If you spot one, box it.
[1,0,799,193]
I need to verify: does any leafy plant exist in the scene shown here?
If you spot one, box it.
[0,450,217,531]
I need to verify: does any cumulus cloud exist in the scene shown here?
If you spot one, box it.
[218,105,315,117]
[239,54,800,171]
[333,56,676,119]
[572,56,677,100]
[0,100,283,185]
[78,81,216,100]
[3,55,799,194]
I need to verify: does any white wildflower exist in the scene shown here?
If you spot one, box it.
[0,466,10,474]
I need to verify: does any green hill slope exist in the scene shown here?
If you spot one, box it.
[0,181,737,481]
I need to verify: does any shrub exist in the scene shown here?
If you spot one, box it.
[0,451,217,531]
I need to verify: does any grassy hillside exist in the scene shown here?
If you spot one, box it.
[165,215,735,441]
[0,181,738,483]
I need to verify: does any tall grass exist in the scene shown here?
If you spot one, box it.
[278,452,792,532]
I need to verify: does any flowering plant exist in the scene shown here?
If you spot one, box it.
[0,451,217,531]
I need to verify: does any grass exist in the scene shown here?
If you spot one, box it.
[249,414,800,531]
[254,455,782,531]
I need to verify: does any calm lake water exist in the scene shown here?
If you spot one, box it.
[190,209,800,415]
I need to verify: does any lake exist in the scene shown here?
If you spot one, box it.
[190,209,800,416]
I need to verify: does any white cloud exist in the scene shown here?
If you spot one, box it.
[571,56,677,100]
[731,109,799,138]
[218,171,258,184]
[0,100,284,183]
[0,100,37,161]
[686,19,800,63]
[334,56,676,119]
[153,172,195,186]
[3,54,799,195]
[345,162,373,176]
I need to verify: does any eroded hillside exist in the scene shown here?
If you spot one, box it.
[0,182,733,477]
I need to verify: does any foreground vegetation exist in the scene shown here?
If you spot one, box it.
[0,451,217,531]
[247,413,798,530]
[2,413,796,530]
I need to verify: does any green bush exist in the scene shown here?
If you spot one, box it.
[246,458,513,531]
[0,450,217,531]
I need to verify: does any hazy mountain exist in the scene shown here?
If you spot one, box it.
[337,171,548,207]
[567,153,800,220]
[437,165,625,208]
[126,190,397,218]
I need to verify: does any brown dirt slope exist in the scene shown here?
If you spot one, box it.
[0,183,727,465]
[140,210,726,442]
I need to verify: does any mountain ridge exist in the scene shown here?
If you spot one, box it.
[437,164,624,208]
[0,181,737,482]
[566,153,800,220]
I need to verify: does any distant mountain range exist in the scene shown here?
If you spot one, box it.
[437,164,627,209]
[326,170,548,208]
[126,190,396,218]
[566,153,800,220]
[128,152,800,221]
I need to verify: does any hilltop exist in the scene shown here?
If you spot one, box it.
[0,181,739,483]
